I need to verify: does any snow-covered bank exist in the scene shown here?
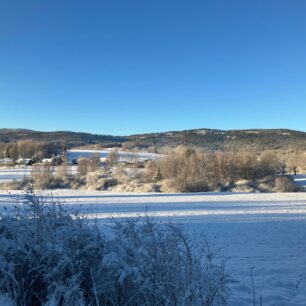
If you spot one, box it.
[1,190,306,305]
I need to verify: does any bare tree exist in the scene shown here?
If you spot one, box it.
[77,153,101,176]
[106,149,119,166]
[31,162,53,189]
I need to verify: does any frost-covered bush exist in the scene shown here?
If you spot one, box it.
[77,155,101,176]
[100,219,228,306]
[0,191,228,306]
[0,190,104,306]
[274,176,299,192]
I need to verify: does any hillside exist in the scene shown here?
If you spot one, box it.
[129,128,306,151]
[0,129,127,147]
[1,128,306,151]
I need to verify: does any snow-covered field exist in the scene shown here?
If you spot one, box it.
[0,167,31,183]
[1,190,306,305]
[0,166,79,183]
[67,149,159,162]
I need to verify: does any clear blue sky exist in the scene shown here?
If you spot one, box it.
[0,0,306,135]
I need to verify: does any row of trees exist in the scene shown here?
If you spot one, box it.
[0,140,60,161]
[144,147,304,192]
[27,151,121,189]
[26,146,304,192]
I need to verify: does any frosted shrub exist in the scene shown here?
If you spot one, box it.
[31,163,53,189]
[77,154,101,176]
[0,191,228,306]
[99,219,228,306]
[0,190,104,306]
[274,176,298,192]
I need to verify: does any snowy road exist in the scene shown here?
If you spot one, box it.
[0,190,306,305]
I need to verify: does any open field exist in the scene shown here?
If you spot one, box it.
[0,167,31,183]
[1,190,306,305]
[68,149,159,162]
[0,166,80,183]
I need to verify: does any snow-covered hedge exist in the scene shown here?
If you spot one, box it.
[0,191,228,306]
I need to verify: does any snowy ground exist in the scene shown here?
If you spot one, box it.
[294,174,306,191]
[0,190,306,305]
[0,167,31,183]
[67,149,160,162]
[0,166,79,183]
[0,149,160,183]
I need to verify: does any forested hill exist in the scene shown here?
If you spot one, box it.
[1,128,306,151]
[0,129,127,147]
[129,128,306,151]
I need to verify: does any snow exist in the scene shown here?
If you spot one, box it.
[0,158,12,164]
[67,149,160,162]
[0,166,79,183]
[0,149,161,183]
[0,295,15,306]
[0,190,306,305]
[0,167,31,183]
[293,174,306,190]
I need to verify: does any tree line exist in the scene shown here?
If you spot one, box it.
[143,147,304,192]
[0,140,61,162]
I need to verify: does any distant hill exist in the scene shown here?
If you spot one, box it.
[0,129,127,148]
[1,128,306,151]
[129,128,306,151]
